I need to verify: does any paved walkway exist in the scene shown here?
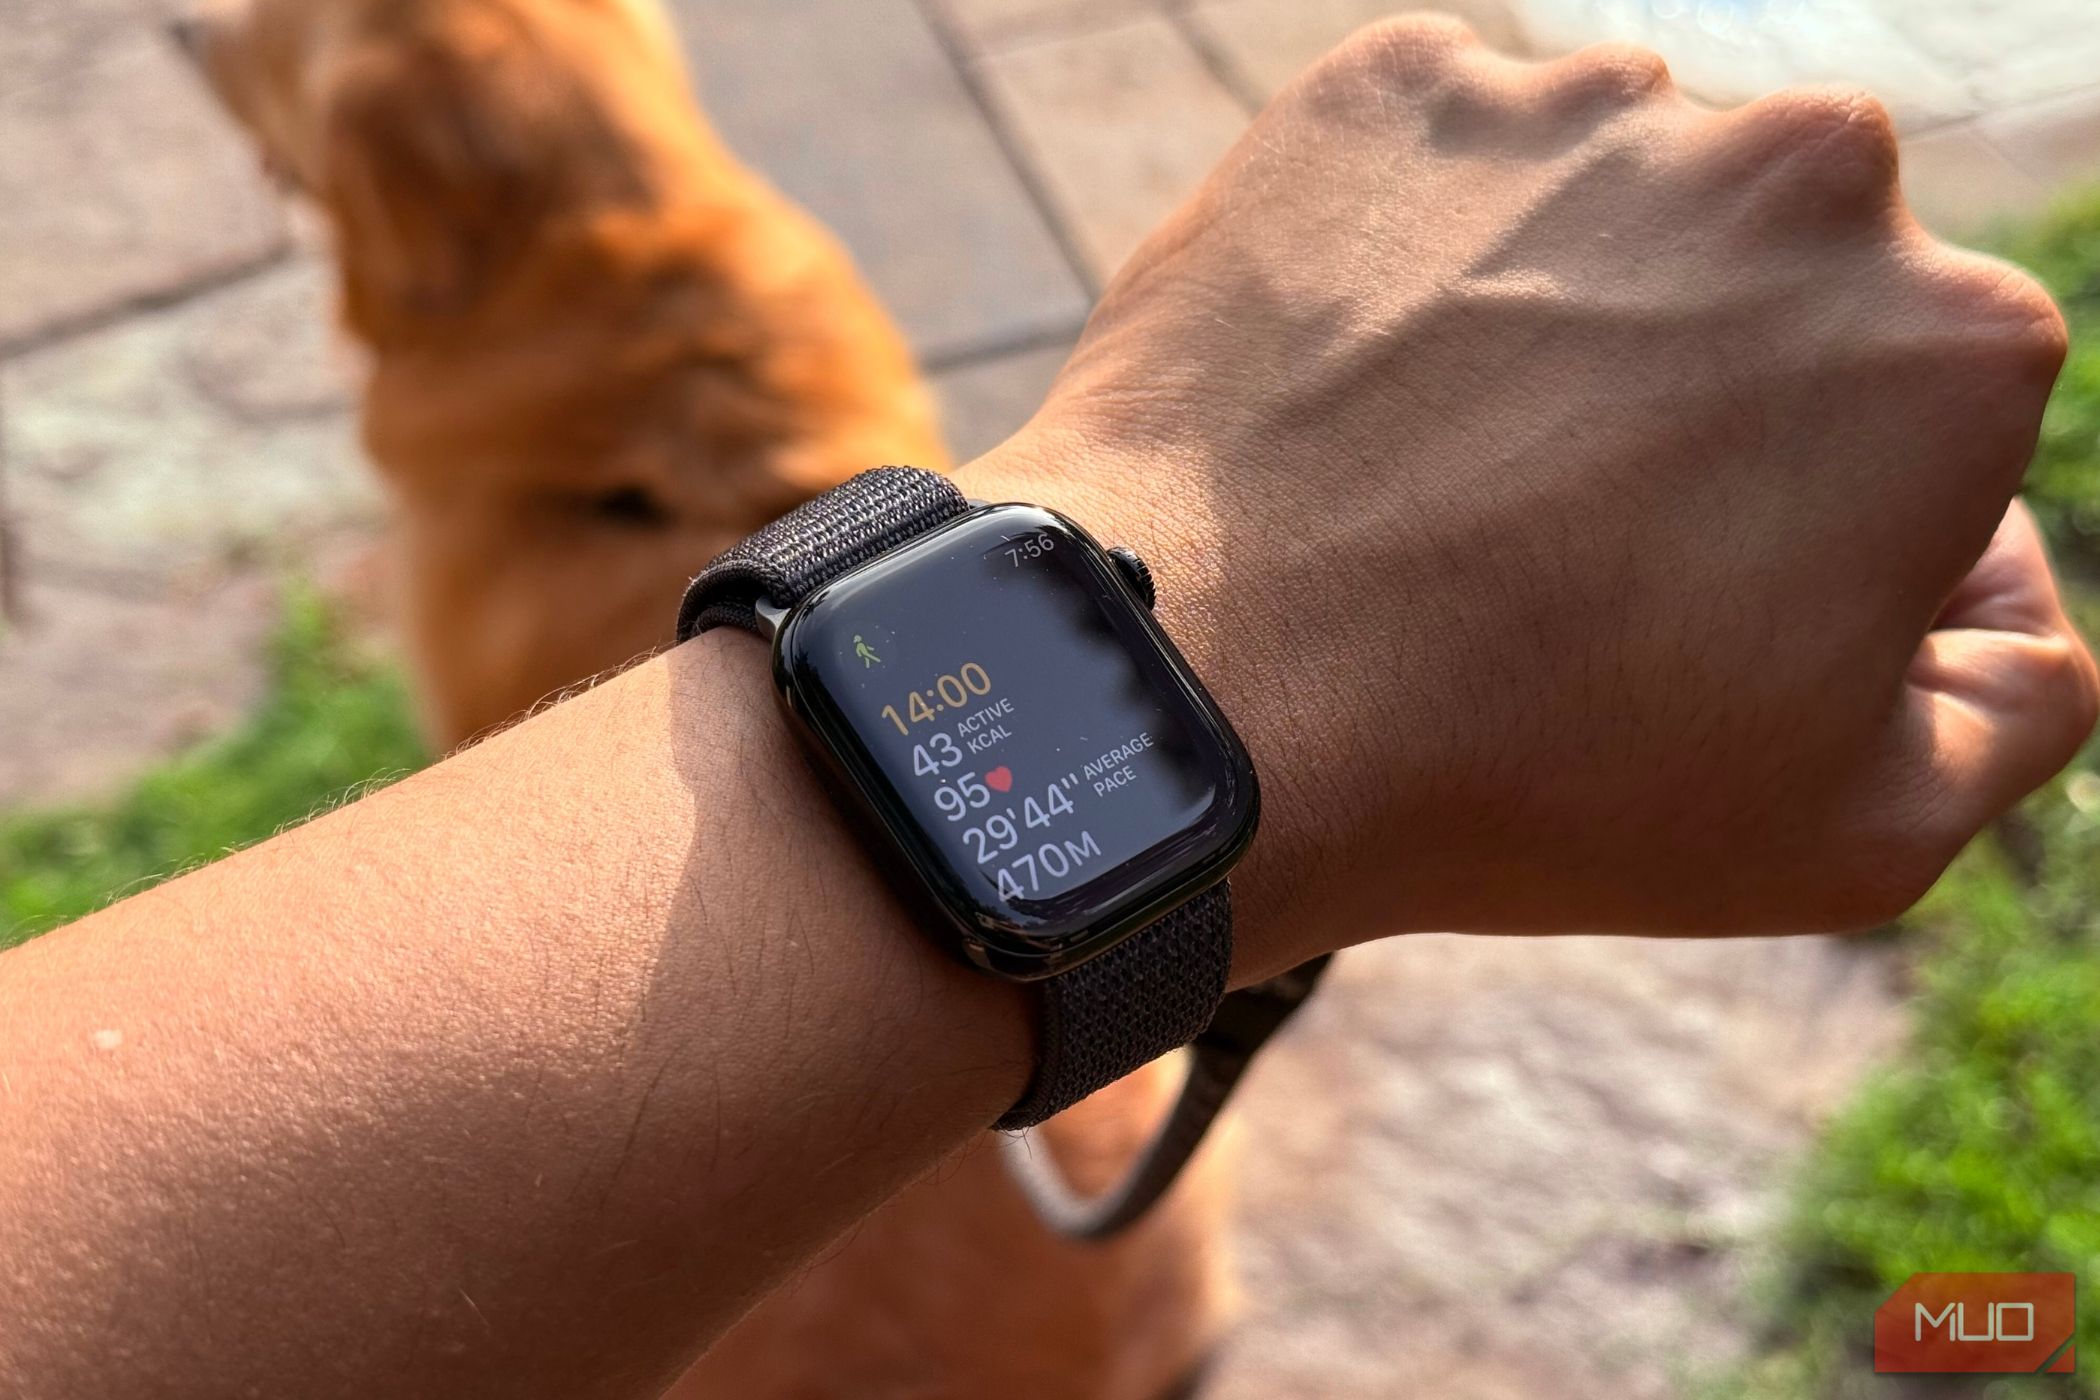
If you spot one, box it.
[0,1,2093,1394]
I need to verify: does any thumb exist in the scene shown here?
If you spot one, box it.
[1898,502,2098,843]
[1905,627,2097,829]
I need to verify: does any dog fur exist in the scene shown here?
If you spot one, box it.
[184,0,947,742]
[179,2,1232,1395]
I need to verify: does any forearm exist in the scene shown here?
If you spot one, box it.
[0,619,1030,1399]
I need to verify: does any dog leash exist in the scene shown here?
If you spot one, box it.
[999,954,1333,1241]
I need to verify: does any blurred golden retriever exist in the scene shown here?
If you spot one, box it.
[177,1,1230,1395]
[181,0,946,743]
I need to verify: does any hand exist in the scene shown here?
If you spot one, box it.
[958,16,2098,979]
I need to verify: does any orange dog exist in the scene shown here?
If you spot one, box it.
[181,0,944,742]
[179,1,1231,1395]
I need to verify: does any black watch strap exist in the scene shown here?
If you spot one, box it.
[676,466,974,640]
[1000,953,1331,1239]
[679,467,1319,1233]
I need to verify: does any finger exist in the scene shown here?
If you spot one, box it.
[1932,498,2062,634]
[1903,245,2071,510]
[1529,42,1675,125]
[1331,12,1485,88]
[1830,505,2095,927]
[1898,503,2098,846]
[1693,87,1903,233]
[1908,627,2098,816]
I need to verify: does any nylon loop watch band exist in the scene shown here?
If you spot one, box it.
[676,467,974,641]
[680,466,1326,1235]
[677,466,1232,1130]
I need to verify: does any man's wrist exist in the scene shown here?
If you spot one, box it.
[952,438,1313,986]
[673,629,1038,1108]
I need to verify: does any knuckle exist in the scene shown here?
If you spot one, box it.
[1771,87,1898,149]
[1935,253,2069,375]
[1746,88,1900,193]
[1330,12,1482,85]
[2019,288,2071,374]
[1554,42,1672,105]
[1904,252,2071,432]
[2035,631,2100,745]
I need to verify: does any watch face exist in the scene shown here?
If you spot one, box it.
[774,504,1257,979]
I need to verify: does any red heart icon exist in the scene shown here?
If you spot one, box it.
[984,766,1014,793]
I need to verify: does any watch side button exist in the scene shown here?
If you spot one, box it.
[1108,546,1156,609]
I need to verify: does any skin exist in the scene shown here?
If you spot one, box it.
[2,19,2094,1400]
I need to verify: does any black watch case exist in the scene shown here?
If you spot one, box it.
[759,504,1258,980]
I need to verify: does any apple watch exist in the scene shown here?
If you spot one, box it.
[678,466,1325,1236]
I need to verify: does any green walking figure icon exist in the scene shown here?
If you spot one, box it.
[854,635,882,668]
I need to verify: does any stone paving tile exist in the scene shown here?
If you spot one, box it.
[1898,123,2056,243]
[1986,85,2100,199]
[1510,0,1978,132]
[1503,0,2100,129]
[2,257,378,581]
[1872,0,2100,110]
[932,0,1164,52]
[978,15,1250,285]
[1209,931,1907,1399]
[0,25,286,347]
[931,337,1075,462]
[0,0,166,99]
[1187,0,1524,103]
[666,0,1091,362]
[0,564,281,807]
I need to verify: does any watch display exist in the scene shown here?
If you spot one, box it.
[774,505,1257,977]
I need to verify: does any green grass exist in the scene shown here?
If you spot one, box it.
[1714,192,2100,1398]
[0,589,428,951]
[2003,186,2100,582]
[1717,790,2100,1399]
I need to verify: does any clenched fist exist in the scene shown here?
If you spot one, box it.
[958,16,2098,979]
